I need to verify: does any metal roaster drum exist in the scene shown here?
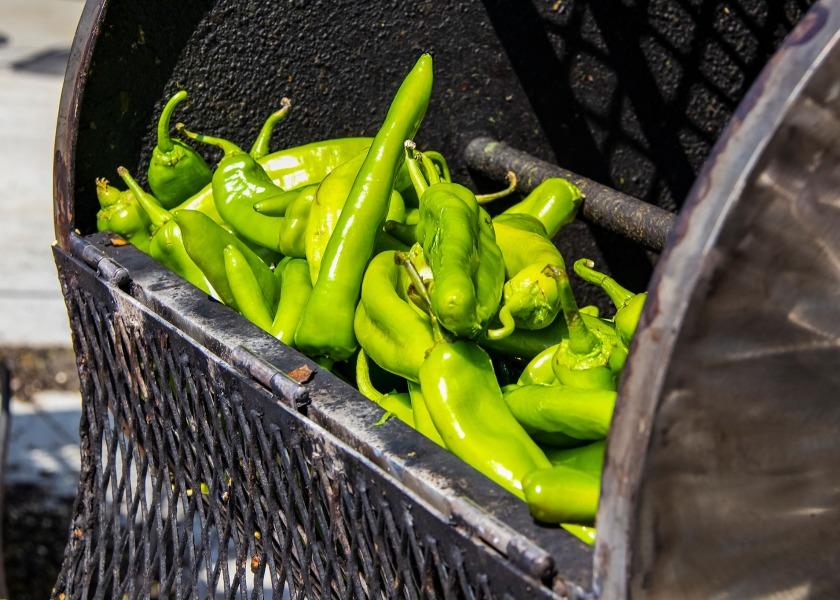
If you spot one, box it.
[51,1,840,598]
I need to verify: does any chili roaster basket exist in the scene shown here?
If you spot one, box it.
[52,0,840,598]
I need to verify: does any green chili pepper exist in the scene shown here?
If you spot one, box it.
[252,184,319,258]
[501,178,583,238]
[518,344,560,385]
[551,265,626,390]
[503,384,615,441]
[407,381,445,447]
[170,137,375,224]
[355,350,414,428]
[172,210,278,311]
[491,213,547,236]
[487,222,567,339]
[305,152,407,283]
[295,54,434,360]
[407,147,505,338]
[178,124,289,252]
[224,244,274,332]
[147,91,212,208]
[523,465,600,524]
[480,316,567,361]
[117,167,212,294]
[574,258,646,346]
[480,309,613,362]
[354,251,435,382]
[418,340,551,499]
[544,440,606,475]
[270,258,312,345]
[95,177,132,208]
[95,202,151,253]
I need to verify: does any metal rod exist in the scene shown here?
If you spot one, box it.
[464,137,676,251]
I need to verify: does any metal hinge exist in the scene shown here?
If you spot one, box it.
[67,232,131,289]
[231,345,310,409]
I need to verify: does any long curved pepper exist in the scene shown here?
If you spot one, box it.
[117,167,212,294]
[550,264,626,390]
[178,123,288,252]
[501,178,583,238]
[355,350,414,428]
[295,54,434,360]
[249,98,292,159]
[574,258,646,346]
[147,91,212,208]
[224,244,274,332]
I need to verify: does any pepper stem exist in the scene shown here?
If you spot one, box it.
[486,305,515,340]
[176,123,243,157]
[116,166,170,229]
[547,264,599,354]
[404,140,429,198]
[418,151,441,186]
[156,91,188,153]
[476,171,518,204]
[355,349,385,403]
[395,251,445,343]
[573,258,634,310]
[423,151,451,183]
[250,97,292,159]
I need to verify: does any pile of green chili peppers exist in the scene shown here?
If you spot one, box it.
[95,55,648,548]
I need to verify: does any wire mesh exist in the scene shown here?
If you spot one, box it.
[51,245,563,600]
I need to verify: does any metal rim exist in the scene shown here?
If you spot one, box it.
[595,2,840,596]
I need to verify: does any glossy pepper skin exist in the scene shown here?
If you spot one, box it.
[523,465,600,524]
[96,204,152,253]
[407,381,445,447]
[147,91,212,208]
[172,137,374,224]
[117,167,211,294]
[305,152,406,283]
[503,384,616,441]
[355,350,414,428]
[551,265,627,390]
[178,124,289,252]
[354,251,435,382]
[574,258,646,346]
[489,222,567,339]
[544,440,606,475]
[501,178,583,239]
[295,54,434,360]
[404,145,505,339]
[518,344,560,385]
[270,258,312,345]
[224,244,274,332]
[253,184,319,258]
[95,177,131,208]
[418,341,551,499]
[172,210,278,311]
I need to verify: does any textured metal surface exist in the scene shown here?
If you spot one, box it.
[596,2,840,597]
[56,0,812,294]
[53,244,562,599]
[464,137,676,251]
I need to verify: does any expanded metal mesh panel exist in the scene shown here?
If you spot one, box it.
[52,246,561,600]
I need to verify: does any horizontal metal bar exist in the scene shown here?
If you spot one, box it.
[464,137,676,251]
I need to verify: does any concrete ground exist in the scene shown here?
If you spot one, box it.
[0,1,85,597]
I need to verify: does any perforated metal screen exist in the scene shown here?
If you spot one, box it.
[52,242,567,600]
